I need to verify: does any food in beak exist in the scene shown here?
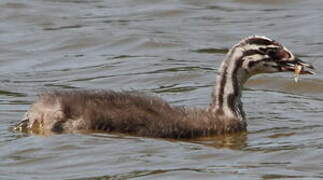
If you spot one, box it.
[293,64,302,82]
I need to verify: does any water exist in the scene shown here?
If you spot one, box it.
[1,0,323,179]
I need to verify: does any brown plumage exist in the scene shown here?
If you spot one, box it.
[14,36,314,138]
[18,90,243,138]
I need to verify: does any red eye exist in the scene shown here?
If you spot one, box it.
[276,50,290,59]
[266,48,290,59]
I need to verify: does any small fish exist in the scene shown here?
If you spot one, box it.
[293,64,302,82]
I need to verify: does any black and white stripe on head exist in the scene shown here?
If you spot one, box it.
[241,35,280,46]
[211,36,314,123]
[243,36,278,46]
[212,36,294,119]
[236,36,295,74]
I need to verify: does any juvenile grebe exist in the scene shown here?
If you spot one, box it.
[14,36,315,138]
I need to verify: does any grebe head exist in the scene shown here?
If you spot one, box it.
[231,35,314,76]
[212,36,315,119]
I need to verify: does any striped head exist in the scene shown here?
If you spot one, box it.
[212,36,315,119]
[230,35,315,77]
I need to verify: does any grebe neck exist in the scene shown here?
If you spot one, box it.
[210,46,250,121]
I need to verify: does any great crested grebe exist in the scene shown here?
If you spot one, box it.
[14,36,315,138]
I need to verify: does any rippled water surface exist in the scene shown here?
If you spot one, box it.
[1,0,323,179]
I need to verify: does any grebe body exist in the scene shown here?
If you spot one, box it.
[14,36,314,138]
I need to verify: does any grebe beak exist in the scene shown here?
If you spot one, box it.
[280,57,315,75]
